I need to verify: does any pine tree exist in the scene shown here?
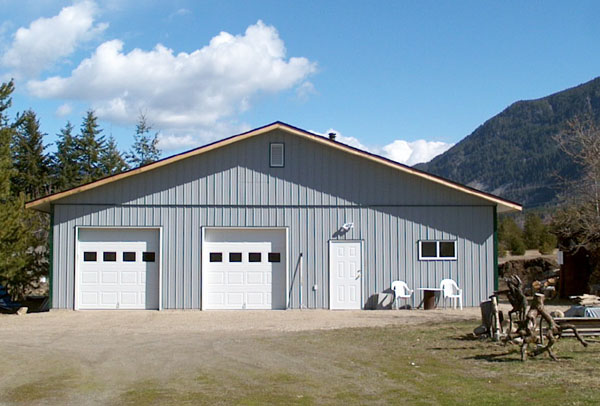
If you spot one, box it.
[127,114,161,167]
[53,121,82,191]
[0,80,14,200]
[77,110,105,183]
[11,109,51,199]
[498,216,526,256]
[0,80,47,299]
[100,136,129,176]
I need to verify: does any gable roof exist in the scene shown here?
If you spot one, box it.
[26,121,522,213]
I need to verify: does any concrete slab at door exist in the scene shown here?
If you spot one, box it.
[329,241,362,309]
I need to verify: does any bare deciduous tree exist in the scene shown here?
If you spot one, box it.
[552,115,600,252]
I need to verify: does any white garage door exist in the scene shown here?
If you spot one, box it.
[203,228,286,310]
[77,228,159,310]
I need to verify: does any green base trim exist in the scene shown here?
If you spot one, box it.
[493,206,498,292]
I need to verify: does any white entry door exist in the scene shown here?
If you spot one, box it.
[329,241,362,310]
[77,228,160,310]
[203,228,287,310]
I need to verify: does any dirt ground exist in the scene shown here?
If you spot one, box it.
[0,305,574,406]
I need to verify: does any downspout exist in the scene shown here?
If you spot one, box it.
[48,205,54,309]
[299,253,303,310]
[493,206,498,292]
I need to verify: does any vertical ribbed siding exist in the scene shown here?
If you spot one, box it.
[53,204,494,309]
[51,128,497,310]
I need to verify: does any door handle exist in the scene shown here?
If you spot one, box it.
[355,270,361,280]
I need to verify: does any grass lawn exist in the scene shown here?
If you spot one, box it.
[2,321,599,405]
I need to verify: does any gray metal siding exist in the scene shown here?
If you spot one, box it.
[53,204,493,309]
[52,129,495,309]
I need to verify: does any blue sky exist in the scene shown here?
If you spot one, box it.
[1,1,599,165]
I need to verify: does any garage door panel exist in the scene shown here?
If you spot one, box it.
[120,291,138,305]
[207,292,225,305]
[246,272,263,285]
[102,271,118,284]
[100,292,118,305]
[246,292,264,305]
[81,292,98,305]
[204,229,286,310]
[81,271,98,284]
[120,271,137,284]
[227,272,244,284]
[77,229,159,310]
[226,293,244,306]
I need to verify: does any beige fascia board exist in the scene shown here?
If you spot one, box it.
[26,122,522,213]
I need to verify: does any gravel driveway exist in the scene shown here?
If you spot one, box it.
[0,306,567,405]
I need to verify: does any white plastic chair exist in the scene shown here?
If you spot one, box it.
[440,279,463,310]
[391,280,414,310]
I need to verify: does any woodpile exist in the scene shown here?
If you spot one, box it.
[499,257,559,297]
[531,277,558,299]
[569,294,600,306]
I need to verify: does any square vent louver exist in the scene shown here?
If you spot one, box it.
[270,143,284,167]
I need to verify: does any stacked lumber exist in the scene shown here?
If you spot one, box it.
[553,317,600,337]
[569,294,600,306]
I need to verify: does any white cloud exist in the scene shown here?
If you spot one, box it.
[55,102,73,117]
[158,121,251,151]
[381,139,453,166]
[324,128,369,150]
[296,80,317,101]
[169,8,191,20]
[157,134,196,151]
[27,20,317,147]
[313,128,453,166]
[1,0,107,79]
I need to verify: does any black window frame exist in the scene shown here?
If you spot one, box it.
[142,252,156,262]
[103,251,117,262]
[209,252,223,263]
[123,252,137,262]
[268,252,281,263]
[229,252,242,263]
[83,251,97,262]
[248,252,262,262]
[418,240,457,261]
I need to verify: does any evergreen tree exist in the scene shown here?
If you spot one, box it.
[11,109,51,199]
[0,80,47,299]
[100,136,129,176]
[0,80,14,199]
[523,213,557,254]
[523,213,545,250]
[53,121,82,191]
[498,216,526,256]
[77,110,105,183]
[127,114,161,167]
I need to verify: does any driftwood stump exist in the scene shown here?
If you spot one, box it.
[511,294,588,361]
[495,275,527,338]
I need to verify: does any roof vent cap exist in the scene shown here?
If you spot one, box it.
[328,132,336,141]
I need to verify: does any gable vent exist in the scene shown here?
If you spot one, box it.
[270,143,284,167]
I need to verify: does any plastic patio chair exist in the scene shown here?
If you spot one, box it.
[391,280,414,310]
[440,279,463,310]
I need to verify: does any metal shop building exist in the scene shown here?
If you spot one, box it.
[27,122,521,310]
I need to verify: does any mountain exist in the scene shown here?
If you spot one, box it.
[415,77,600,208]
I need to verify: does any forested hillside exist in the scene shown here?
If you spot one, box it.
[416,77,600,208]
